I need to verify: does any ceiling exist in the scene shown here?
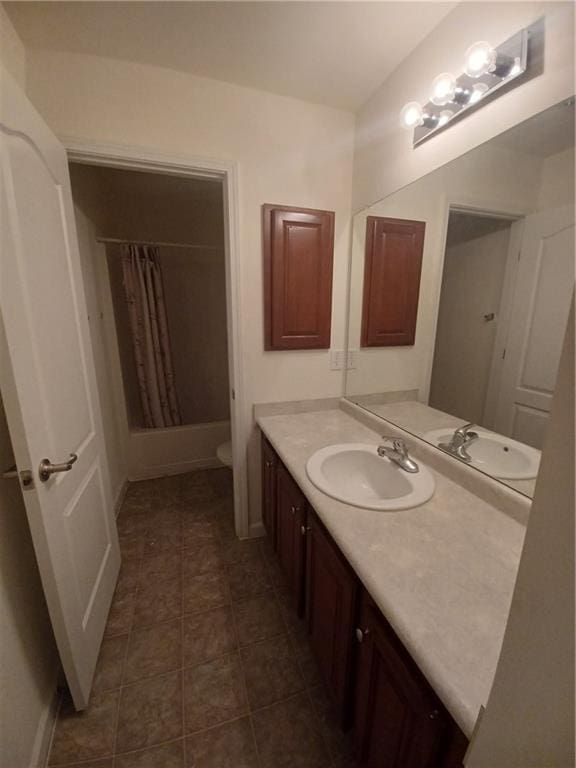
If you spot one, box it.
[446,211,514,247]
[6,1,456,111]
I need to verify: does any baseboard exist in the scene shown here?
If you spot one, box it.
[128,457,222,482]
[247,521,266,539]
[32,683,60,768]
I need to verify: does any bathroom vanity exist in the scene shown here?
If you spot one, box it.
[258,407,526,768]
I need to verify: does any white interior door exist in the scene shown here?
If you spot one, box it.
[494,205,575,449]
[0,68,120,709]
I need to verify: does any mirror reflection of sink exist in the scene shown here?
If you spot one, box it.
[424,428,541,480]
[306,443,435,511]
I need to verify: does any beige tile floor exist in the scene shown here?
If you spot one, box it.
[47,468,357,768]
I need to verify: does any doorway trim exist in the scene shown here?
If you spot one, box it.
[63,137,250,539]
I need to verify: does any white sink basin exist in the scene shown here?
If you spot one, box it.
[306,443,435,511]
[424,428,541,480]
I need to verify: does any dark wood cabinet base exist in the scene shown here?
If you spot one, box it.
[260,431,468,768]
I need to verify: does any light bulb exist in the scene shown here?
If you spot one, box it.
[400,101,424,129]
[464,41,496,78]
[469,82,489,105]
[430,73,456,106]
[438,110,454,127]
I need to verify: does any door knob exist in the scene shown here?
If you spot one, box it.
[39,453,78,482]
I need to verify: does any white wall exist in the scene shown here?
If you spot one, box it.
[26,54,355,526]
[0,3,25,88]
[537,146,575,209]
[466,301,574,767]
[161,248,229,425]
[353,1,575,211]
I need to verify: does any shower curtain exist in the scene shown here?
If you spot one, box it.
[121,244,182,429]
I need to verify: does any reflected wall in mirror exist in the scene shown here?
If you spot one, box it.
[345,99,575,499]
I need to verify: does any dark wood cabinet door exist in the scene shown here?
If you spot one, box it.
[261,436,278,548]
[354,594,449,768]
[263,204,335,350]
[361,216,425,347]
[275,463,307,614]
[305,513,358,726]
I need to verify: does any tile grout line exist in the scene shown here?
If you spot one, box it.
[52,473,344,767]
[228,582,263,768]
[264,539,338,768]
[111,492,152,763]
[215,492,264,768]
[180,490,187,767]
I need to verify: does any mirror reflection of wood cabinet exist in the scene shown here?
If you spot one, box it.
[263,204,335,350]
[361,216,425,347]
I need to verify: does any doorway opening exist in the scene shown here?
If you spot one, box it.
[66,144,248,538]
[429,208,520,429]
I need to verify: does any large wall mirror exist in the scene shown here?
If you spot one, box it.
[345,98,575,499]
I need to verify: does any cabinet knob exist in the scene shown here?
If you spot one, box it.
[290,505,299,515]
[355,627,370,643]
[429,709,440,720]
[265,460,272,468]
[300,525,310,536]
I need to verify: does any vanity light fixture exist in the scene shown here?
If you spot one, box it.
[400,26,530,146]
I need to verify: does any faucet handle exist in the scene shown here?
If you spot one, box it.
[381,436,408,455]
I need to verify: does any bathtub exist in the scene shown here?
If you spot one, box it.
[127,420,231,480]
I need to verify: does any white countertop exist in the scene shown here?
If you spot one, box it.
[257,408,526,737]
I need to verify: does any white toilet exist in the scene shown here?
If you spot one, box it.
[216,440,233,468]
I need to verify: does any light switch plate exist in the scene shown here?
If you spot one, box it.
[330,350,346,370]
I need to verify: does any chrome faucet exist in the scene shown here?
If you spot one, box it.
[377,437,419,473]
[439,422,479,462]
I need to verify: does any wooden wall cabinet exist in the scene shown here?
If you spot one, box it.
[261,435,278,548]
[361,215,425,347]
[275,462,307,615]
[263,204,335,350]
[305,512,359,726]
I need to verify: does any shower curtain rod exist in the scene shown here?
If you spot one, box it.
[96,236,223,251]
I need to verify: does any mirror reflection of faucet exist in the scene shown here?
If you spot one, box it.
[438,423,479,462]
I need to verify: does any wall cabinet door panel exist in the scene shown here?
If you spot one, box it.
[275,463,307,614]
[354,594,449,768]
[361,216,425,347]
[306,513,358,725]
[263,204,335,350]
[261,435,278,547]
